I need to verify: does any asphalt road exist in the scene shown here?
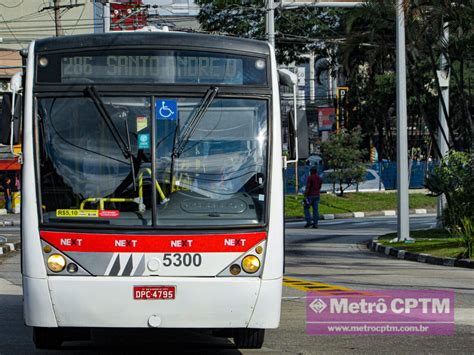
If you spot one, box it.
[0,215,473,353]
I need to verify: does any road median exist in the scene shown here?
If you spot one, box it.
[368,238,474,269]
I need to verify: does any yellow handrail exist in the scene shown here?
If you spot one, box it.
[80,197,140,211]
[138,168,167,202]
[80,168,169,212]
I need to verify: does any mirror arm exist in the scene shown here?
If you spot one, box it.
[10,93,16,155]
[286,82,298,165]
[282,155,288,169]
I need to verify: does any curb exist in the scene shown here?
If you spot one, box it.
[0,220,17,227]
[0,208,20,216]
[0,241,21,255]
[287,208,436,222]
[368,239,474,269]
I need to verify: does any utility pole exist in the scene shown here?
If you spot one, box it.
[266,0,275,47]
[279,0,410,240]
[436,22,450,226]
[54,0,64,36]
[104,1,111,33]
[309,52,315,103]
[40,0,83,35]
[395,0,410,241]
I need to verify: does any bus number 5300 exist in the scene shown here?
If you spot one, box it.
[162,253,202,267]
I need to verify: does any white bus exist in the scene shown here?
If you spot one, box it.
[1,32,302,349]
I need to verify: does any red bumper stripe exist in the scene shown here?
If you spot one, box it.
[40,231,267,253]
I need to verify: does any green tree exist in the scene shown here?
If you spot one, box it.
[195,0,344,64]
[320,128,367,196]
[425,150,474,227]
[338,0,473,159]
[196,0,473,158]
[449,217,473,259]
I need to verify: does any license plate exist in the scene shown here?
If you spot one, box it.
[133,286,176,300]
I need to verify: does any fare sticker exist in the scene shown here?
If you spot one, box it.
[56,209,98,218]
[56,209,120,218]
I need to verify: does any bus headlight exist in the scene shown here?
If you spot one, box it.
[241,255,260,274]
[39,57,49,67]
[47,254,66,272]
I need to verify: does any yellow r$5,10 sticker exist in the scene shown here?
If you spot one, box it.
[56,209,99,218]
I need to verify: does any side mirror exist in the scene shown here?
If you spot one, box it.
[0,72,23,146]
[0,93,22,146]
[278,69,309,164]
[297,110,309,160]
[288,109,309,161]
[288,110,296,160]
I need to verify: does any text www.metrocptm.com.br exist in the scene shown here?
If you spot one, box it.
[325,324,430,333]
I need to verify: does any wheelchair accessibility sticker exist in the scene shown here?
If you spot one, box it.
[156,100,177,120]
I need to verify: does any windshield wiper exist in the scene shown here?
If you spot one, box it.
[86,86,137,190]
[168,87,218,193]
[173,87,219,158]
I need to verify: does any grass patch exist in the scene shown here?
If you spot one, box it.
[382,239,466,259]
[377,229,449,241]
[378,229,471,259]
[285,192,436,218]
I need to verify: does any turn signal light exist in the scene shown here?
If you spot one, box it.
[47,254,66,273]
[241,255,260,274]
[229,264,241,275]
[43,245,52,253]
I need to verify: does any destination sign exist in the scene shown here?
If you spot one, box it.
[37,50,267,86]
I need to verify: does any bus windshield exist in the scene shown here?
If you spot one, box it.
[38,96,268,227]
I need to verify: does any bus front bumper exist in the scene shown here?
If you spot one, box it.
[23,275,282,329]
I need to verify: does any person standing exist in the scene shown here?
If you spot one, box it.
[304,167,322,228]
[2,177,12,213]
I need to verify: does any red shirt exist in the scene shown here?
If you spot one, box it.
[305,174,322,196]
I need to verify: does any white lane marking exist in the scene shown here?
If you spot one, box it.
[455,308,474,325]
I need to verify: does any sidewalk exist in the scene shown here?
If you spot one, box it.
[0,213,21,255]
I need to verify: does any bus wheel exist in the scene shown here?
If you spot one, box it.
[233,328,265,349]
[33,327,63,349]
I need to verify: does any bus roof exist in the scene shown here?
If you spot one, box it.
[34,32,271,56]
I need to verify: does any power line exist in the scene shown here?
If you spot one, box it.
[0,0,24,9]
[0,14,22,47]
[1,17,97,23]
[1,10,47,23]
[69,2,87,35]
